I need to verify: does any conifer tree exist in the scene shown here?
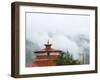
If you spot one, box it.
[56,51,80,65]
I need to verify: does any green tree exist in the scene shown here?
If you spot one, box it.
[56,51,80,65]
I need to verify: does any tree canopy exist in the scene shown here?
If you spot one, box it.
[56,51,80,65]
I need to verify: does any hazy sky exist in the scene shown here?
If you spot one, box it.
[26,12,90,59]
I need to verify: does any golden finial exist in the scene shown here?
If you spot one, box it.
[47,40,50,44]
[45,39,52,48]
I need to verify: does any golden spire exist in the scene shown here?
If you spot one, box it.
[45,39,52,48]
[47,40,50,44]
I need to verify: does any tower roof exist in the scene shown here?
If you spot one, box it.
[34,40,62,53]
[34,47,62,53]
